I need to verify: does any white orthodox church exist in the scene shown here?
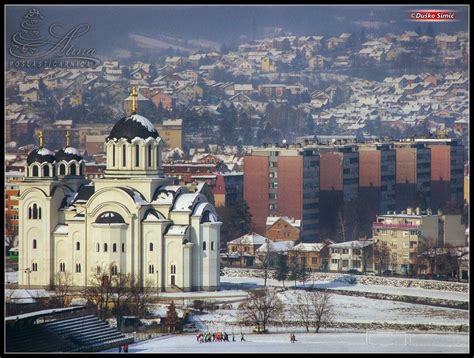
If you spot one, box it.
[18,89,221,291]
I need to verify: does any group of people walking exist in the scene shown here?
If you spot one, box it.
[196,332,246,343]
[290,333,297,343]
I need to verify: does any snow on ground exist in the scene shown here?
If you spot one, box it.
[220,276,469,302]
[103,332,469,353]
[5,271,18,284]
[197,290,468,333]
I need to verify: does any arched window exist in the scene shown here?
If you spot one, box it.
[135,144,140,167]
[149,242,153,252]
[76,263,81,273]
[112,144,116,167]
[32,165,39,177]
[33,239,37,249]
[43,165,50,177]
[122,243,125,253]
[38,207,41,219]
[148,144,152,167]
[113,243,117,252]
[149,264,154,274]
[59,163,66,175]
[111,265,118,275]
[70,164,77,176]
[32,262,38,271]
[203,241,207,251]
[211,241,214,251]
[59,262,65,272]
[76,242,80,251]
[29,207,32,219]
[32,204,38,219]
[96,243,100,252]
[122,145,126,167]
[170,265,176,274]
[104,243,108,252]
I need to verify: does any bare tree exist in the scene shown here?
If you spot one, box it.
[82,266,114,319]
[110,272,132,319]
[238,288,284,333]
[262,238,271,287]
[417,236,439,278]
[294,291,313,332]
[311,290,334,333]
[373,240,391,275]
[55,271,73,308]
[5,214,18,250]
[129,278,154,318]
[337,210,346,243]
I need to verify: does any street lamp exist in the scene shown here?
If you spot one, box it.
[24,268,31,289]
[156,270,159,296]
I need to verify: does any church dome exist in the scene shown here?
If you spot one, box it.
[106,114,159,142]
[55,146,83,162]
[27,147,56,165]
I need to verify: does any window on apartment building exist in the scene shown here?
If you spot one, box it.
[392,253,397,260]
[391,230,397,236]
[342,260,349,267]
[409,230,418,236]
[269,203,277,210]
[311,257,318,264]
[342,249,349,254]
[331,259,338,265]
[402,242,409,248]
[353,249,360,256]
[392,242,397,249]
[269,193,277,199]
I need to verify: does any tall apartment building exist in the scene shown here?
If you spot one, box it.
[372,208,466,275]
[394,140,431,211]
[414,138,464,210]
[358,142,396,217]
[313,143,358,239]
[244,144,320,242]
[5,171,24,248]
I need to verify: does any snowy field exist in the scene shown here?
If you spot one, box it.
[103,332,469,353]
[220,276,469,302]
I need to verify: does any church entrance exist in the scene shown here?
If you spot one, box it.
[171,275,175,286]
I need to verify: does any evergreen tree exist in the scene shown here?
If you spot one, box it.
[165,301,180,333]
[288,261,299,288]
[298,261,311,287]
[275,253,289,288]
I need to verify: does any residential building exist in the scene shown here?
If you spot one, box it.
[265,216,301,242]
[244,144,320,242]
[5,171,24,248]
[226,232,268,267]
[287,242,330,271]
[372,208,466,275]
[414,138,464,209]
[394,140,431,211]
[157,119,183,150]
[328,239,374,273]
[358,142,396,217]
[255,240,295,267]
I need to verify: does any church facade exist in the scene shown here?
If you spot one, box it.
[18,93,221,291]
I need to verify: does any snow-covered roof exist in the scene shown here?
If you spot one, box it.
[329,239,374,249]
[53,225,69,235]
[256,240,295,253]
[172,192,206,212]
[64,147,81,155]
[229,232,268,246]
[290,243,326,252]
[266,216,301,229]
[37,148,54,156]
[166,225,189,236]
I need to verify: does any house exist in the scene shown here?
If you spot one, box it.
[399,31,419,42]
[165,56,185,67]
[328,239,374,273]
[261,56,276,73]
[255,239,295,267]
[287,242,330,271]
[265,216,301,242]
[226,232,268,267]
[151,92,174,110]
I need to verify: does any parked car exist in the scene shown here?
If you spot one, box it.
[182,323,198,333]
[346,269,363,275]
[382,270,400,277]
